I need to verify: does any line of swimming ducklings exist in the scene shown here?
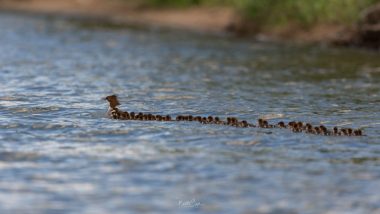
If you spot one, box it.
[106,95,363,136]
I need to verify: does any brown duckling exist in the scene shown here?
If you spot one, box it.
[292,123,301,132]
[258,119,264,128]
[240,120,249,128]
[307,126,314,134]
[165,115,172,121]
[111,110,119,119]
[277,121,286,128]
[333,127,339,135]
[319,125,328,135]
[142,114,148,120]
[262,120,269,128]
[207,116,214,123]
[129,112,135,120]
[297,122,304,129]
[288,121,296,128]
[146,114,153,120]
[121,112,130,120]
[354,129,362,136]
[214,117,223,124]
[314,126,321,135]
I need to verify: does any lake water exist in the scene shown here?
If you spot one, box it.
[0,12,379,214]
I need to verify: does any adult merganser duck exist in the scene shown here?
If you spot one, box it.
[105,95,121,118]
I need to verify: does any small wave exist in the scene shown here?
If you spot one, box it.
[0,151,41,162]
[259,113,285,120]
[12,106,60,113]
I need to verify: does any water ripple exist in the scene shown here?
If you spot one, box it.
[0,12,379,214]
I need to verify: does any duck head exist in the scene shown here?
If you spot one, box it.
[105,95,121,109]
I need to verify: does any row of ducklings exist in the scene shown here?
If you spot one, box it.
[111,109,362,136]
[110,109,252,128]
[175,115,253,128]
[263,119,363,136]
[110,110,251,127]
[110,108,172,121]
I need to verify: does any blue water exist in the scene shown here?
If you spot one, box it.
[0,13,380,214]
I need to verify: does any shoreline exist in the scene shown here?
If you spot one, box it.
[0,0,378,47]
[0,0,237,35]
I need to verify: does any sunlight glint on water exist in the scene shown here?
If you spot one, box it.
[0,13,380,214]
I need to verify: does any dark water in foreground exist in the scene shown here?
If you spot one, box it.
[0,13,379,214]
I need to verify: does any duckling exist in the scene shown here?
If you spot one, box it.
[188,115,193,121]
[347,128,353,136]
[292,123,301,132]
[207,116,214,123]
[143,114,148,120]
[130,112,135,120]
[240,120,249,128]
[333,127,339,135]
[320,125,328,135]
[307,127,314,134]
[288,121,295,127]
[165,115,172,121]
[156,115,163,121]
[322,128,329,136]
[111,109,119,119]
[314,126,321,135]
[277,121,286,128]
[354,129,362,136]
[262,120,269,128]
[258,119,264,128]
[148,114,153,120]
[121,112,130,120]
[297,122,303,129]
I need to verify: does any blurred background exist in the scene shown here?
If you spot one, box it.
[0,1,380,214]
[1,0,380,47]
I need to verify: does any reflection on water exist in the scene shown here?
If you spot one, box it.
[0,12,380,213]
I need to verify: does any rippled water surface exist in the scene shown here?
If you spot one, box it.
[0,13,380,214]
